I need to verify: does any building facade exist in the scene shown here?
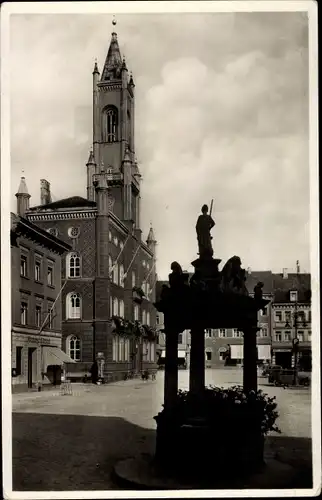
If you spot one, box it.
[271,270,311,370]
[21,27,158,381]
[156,268,312,370]
[11,202,71,392]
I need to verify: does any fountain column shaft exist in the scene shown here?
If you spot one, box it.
[243,326,258,392]
[164,330,178,411]
[189,327,205,394]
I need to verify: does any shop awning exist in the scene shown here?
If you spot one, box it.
[257,344,271,360]
[42,346,76,370]
[230,345,244,359]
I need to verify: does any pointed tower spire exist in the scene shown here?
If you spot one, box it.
[147,224,156,245]
[87,148,97,202]
[101,18,122,82]
[93,58,99,75]
[15,176,31,217]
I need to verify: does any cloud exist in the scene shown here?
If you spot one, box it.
[9,12,310,279]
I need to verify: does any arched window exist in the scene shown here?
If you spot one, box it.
[113,297,119,316]
[68,335,81,361]
[142,310,146,325]
[134,304,139,321]
[146,311,150,326]
[67,252,81,278]
[120,264,125,287]
[132,271,136,288]
[103,107,118,143]
[66,292,81,319]
[119,299,125,318]
[113,262,119,285]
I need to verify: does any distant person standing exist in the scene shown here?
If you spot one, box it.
[90,360,99,384]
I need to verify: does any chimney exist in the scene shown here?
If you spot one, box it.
[283,268,288,279]
[40,179,52,205]
[296,260,300,274]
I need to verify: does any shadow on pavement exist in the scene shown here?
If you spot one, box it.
[13,412,155,491]
[12,412,312,491]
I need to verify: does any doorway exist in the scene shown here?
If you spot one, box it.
[27,347,36,388]
[275,351,292,369]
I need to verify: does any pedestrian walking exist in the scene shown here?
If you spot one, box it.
[90,361,99,384]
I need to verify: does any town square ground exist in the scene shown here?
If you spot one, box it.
[12,368,312,491]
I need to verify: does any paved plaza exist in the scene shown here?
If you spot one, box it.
[11,369,312,491]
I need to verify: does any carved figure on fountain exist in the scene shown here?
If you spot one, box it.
[196,204,215,259]
[220,255,249,295]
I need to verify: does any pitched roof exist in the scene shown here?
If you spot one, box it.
[101,32,123,82]
[29,196,97,211]
[245,271,274,295]
[272,273,311,303]
[16,177,30,196]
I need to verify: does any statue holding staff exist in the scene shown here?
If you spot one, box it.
[196,202,215,259]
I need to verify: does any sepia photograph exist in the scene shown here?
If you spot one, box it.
[1,1,320,498]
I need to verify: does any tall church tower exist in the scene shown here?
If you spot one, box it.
[91,21,140,227]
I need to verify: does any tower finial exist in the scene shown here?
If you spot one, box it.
[112,15,117,27]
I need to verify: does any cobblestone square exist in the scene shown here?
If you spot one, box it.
[12,369,312,491]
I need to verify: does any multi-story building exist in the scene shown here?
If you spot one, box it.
[11,179,71,392]
[271,268,311,370]
[21,26,158,381]
[156,268,312,370]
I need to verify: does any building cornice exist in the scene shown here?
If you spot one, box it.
[27,210,97,221]
[11,214,71,255]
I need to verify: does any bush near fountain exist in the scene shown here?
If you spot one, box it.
[154,385,281,479]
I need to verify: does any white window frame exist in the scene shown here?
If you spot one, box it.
[21,302,28,325]
[284,330,291,341]
[68,335,81,361]
[47,264,54,286]
[119,264,125,287]
[297,330,304,342]
[67,252,81,278]
[290,291,298,302]
[275,331,282,342]
[35,305,42,328]
[119,299,125,318]
[219,329,226,338]
[113,262,119,285]
[66,292,81,319]
[35,260,41,281]
[261,328,268,337]
[20,255,27,277]
[274,311,282,322]
[113,297,119,316]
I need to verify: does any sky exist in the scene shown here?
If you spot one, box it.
[9,10,310,279]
